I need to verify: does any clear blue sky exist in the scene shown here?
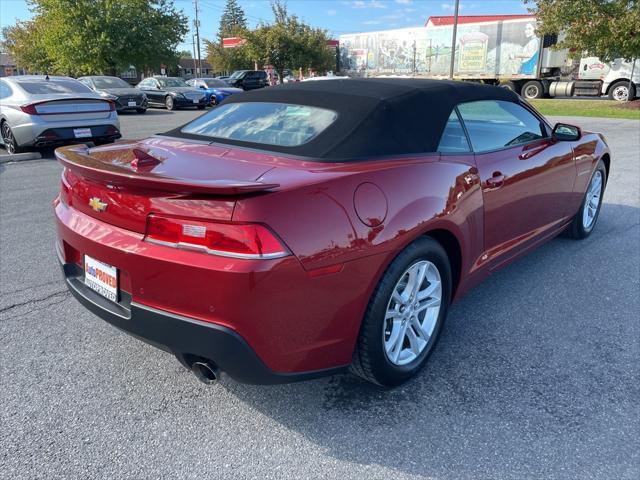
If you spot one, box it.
[1,0,529,51]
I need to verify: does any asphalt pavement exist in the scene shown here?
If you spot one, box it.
[1,112,638,480]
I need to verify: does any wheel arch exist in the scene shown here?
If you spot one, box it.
[421,228,462,299]
[600,152,611,182]
[605,78,630,92]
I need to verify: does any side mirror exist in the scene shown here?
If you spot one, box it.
[156,85,161,90]
[552,123,581,141]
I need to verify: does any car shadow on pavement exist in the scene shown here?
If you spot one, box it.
[217,202,639,479]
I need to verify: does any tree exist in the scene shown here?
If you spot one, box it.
[205,0,252,73]
[218,0,247,38]
[526,0,640,62]
[1,0,188,76]
[245,1,335,82]
[178,50,193,59]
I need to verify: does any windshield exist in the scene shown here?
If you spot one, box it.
[16,79,93,95]
[181,102,337,147]
[203,79,229,88]
[229,71,245,79]
[92,77,131,89]
[157,77,188,88]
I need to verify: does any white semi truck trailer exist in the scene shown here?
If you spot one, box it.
[339,16,639,101]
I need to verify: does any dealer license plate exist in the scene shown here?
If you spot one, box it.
[128,101,137,107]
[193,99,199,104]
[73,128,92,138]
[84,255,118,302]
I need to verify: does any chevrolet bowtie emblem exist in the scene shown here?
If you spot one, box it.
[89,197,108,212]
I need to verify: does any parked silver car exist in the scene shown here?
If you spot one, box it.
[0,75,121,155]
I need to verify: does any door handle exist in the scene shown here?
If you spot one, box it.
[486,172,505,189]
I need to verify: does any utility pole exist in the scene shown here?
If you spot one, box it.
[449,0,460,80]
[192,35,198,78]
[194,0,202,78]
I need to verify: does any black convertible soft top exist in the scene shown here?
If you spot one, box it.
[164,78,520,160]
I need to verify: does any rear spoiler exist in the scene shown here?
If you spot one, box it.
[55,145,279,195]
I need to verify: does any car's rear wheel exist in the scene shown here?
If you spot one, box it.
[566,159,607,239]
[1,121,23,155]
[350,236,451,386]
[165,96,175,110]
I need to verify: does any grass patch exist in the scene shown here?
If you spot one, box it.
[529,99,640,120]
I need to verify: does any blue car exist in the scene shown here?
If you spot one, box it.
[186,78,243,106]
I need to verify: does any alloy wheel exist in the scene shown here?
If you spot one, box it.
[1,122,16,155]
[383,260,442,366]
[583,170,603,230]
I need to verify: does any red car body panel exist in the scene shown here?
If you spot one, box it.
[54,118,609,380]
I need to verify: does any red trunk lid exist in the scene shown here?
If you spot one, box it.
[57,137,281,233]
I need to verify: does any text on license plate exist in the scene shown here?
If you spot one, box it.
[128,101,136,107]
[73,128,92,138]
[193,99,199,104]
[84,255,118,302]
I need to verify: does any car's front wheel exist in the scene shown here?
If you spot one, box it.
[165,96,175,110]
[566,159,607,239]
[1,121,23,155]
[351,236,452,386]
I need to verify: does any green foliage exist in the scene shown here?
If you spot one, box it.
[527,0,640,61]
[218,0,247,39]
[1,0,188,76]
[245,0,335,82]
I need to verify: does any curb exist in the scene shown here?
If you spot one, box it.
[0,151,43,163]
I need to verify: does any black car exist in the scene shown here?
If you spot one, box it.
[226,70,269,90]
[136,76,207,110]
[78,75,148,113]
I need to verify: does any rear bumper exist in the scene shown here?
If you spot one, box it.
[57,248,342,384]
[34,124,121,147]
[12,113,121,147]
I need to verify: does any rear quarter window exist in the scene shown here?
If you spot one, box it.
[181,102,337,147]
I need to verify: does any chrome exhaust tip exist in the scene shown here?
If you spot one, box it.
[191,361,219,385]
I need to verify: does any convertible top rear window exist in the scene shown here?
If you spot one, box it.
[181,102,337,147]
[164,78,522,161]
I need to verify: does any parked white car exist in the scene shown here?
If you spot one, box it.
[0,75,121,155]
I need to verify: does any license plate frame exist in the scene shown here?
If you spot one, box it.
[84,255,119,303]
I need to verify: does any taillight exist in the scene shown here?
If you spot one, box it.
[144,215,288,259]
[60,169,72,206]
[107,100,116,111]
[20,104,38,115]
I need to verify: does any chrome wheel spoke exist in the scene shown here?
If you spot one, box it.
[383,260,443,366]
[582,171,603,229]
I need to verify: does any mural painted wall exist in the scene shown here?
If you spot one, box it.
[339,19,540,78]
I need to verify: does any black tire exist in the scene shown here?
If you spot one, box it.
[608,80,636,101]
[566,159,607,239]
[136,108,147,114]
[521,80,544,99]
[165,95,175,110]
[1,121,24,155]
[350,236,452,386]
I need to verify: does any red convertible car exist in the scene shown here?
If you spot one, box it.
[53,79,610,386]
